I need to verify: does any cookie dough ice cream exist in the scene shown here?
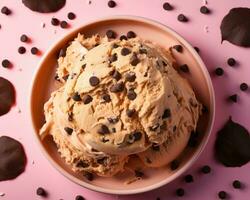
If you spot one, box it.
[40,33,202,177]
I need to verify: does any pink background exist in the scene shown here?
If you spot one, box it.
[0,0,250,199]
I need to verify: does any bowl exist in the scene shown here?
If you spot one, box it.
[29,16,215,195]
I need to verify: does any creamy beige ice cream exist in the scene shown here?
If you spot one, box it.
[40,33,202,177]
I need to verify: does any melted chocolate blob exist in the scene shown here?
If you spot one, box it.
[22,0,66,13]
[221,7,250,47]
[0,136,26,181]
[215,117,250,167]
[0,77,15,116]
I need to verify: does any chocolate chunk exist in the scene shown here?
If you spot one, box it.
[98,124,110,135]
[184,174,194,183]
[82,95,93,104]
[176,188,185,197]
[162,108,171,119]
[64,127,73,135]
[20,34,28,42]
[112,43,119,49]
[106,30,116,39]
[75,195,85,200]
[221,8,250,47]
[1,6,11,15]
[72,92,81,101]
[133,131,142,141]
[218,191,227,199]
[0,136,26,181]
[110,53,117,62]
[18,46,26,54]
[127,31,136,38]
[139,48,147,54]
[170,160,179,170]
[112,70,121,81]
[179,64,189,73]
[51,17,60,26]
[125,72,136,82]
[120,35,127,40]
[102,94,111,102]
[240,83,248,91]
[107,116,119,124]
[135,170,144,177]
[130,54,140,66]
[89,76,100,86]
[83,171,94,181]
[68,12,76,20]
[215,117,250,167]
[60,21,68,29]
[163,2,173,11]
[0,77,15,116]
[227,58,236,66]
[201,165,211,174]
[233,180,241,189]
[178,14,188,22]
[76,160,89,168]
[110,82,124,93]
[127,89,137,100]
[22,0,66,13]
[31,47,39,55]
[1,59,11,68]
[107,0,116,8]
[126,109,136,118]
[173,45,183,53]
[200,6,210,14]
[121,47,131,56]
[152,143,160,151]
[215,67,224,76]
[36,187,47,197]
[228,94,237,103]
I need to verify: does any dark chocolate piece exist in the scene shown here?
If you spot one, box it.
[125,72,136,82]
[51,17,60,26]
[106,30,116,39]
[82,95,93,104]
[89,76,100,86]
[110,82,124,93]
[127,89,137,100]
[1,7,11,15]
[22,0,66,13]
[112,70,121,81]
[228,94,237,103]
[98,124,110,135]
[64,127,73,135]
[121,47,131,56]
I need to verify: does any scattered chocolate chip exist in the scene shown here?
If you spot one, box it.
[218,191,227,199]
[31,47,39,55]
[163,2,173,11]
[232,180,241,189]
[173,45,183,53]
[75,195,85,200]
[178,14,188,22]
[200,6,210,14]
[89,76,100,86]
[152,143,160,151]
[176,188,185,197]
[135,170,144,177]
[110,53,118,63]
[125,72,136,82]
[121,47,131,56]
[162,108,171,119]
[130,54,140,66]
[126,109,136,118]
[227,58,236,66]
[83,171,94,181]
[133,131,142,141]
[60,20,68,28]
[127,89,137,100]
[106,30,116,39]
[184,174,194,183]
[76,160,89,168]
[102,94,111,102]
[82,95,93,104]
[139,48,147,54]
[1,6,11,15]
[215,67,224,76]
[0,136,26,181]
[1,59,11,68]
[72,92,81,101]
[58,48,66,58]
[112,70,122,81]
[36,187,47,197]
[228,94,237,103]
[112,43,119,49]
[120,35,127,40]
[127,31,136,38]
[201,165,211,174]
[179,64,189,73]
[98,124,110,135]
[194,46,200,53]
[107,0,116,8]
[110,82,125,93]
[20,34,28,42]
[18,46,26,54]
[170,160,179,170]
[240,83,248,91]
[22,0,66,13]
[107,116,119,124]
[51,17,60,26]
[64,127,73,135]
[68,12,76,20]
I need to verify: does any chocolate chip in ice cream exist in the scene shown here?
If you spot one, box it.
[89,76,100,86]
[162,108,171,119]
[173,45,183,53]
[178,14,188,22]
[72,92,81,101]
[51,17,60,26]
[112,70,121,81]
[98,124,110,135]
[64,127,73,135]
[125,72,136,82]
[120,35,127,41]
[240,83,248,91]
[127,31,136,38]
[110,82,125,93]
[107,0,116,8]
[36,187,47,197]
[82,95,93,104]
[22,0,65,13]
[0,136,26,181]
[163,2,173,11]
[106,30,116,39]
[227,58,236,66]
[83,171,94,181]
[127,89,137,100]
[110,53,118,62]
[228,94,238,103]
[130,54,140,66]
[126,109,136,118]
[200,6,210,14]
[121,47,131,56]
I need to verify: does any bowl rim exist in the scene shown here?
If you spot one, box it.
[29,15,215,195]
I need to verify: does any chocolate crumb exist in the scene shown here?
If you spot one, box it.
[127,89,137,100]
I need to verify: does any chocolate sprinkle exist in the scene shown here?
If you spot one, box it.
[162,108,171,119]
[36,187,47,197]
[51,17,60,26]
[178,14,188,22]
[68,12,76,20]
[127,89,137,100]
[98,124,110,135]
[22,0,66,13]
[20,34,28,42]
[121,47,131,56]
[240,83,248,91]
[82,95,93,104]
[106,30,116,39]
[64,127,73,135]
[127,31,136,38]
[163,2,173,11]
[110,82,124,93]
[1,59,11,68]
[107,0,116,8]
[89,76,100,86]
[173,45,183,53]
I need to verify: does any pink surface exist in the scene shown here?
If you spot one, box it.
[0,0,249,199]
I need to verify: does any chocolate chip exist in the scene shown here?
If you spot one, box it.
[194,46,200,53]
[179,64,189,73]
[218,191,227,199]
[102,94,111,102]
[127,31,136,38]
[82,95,93,104]
[121,47,131,56]
[133,131,142,141]
[22,0,66,13]
[1,6,11,15]
[107,116,119,124]
[75,195,85,200]
[83,171,94,181]
[201,165,211,174]
[89,76,100,86]
[20,34,28,42]
[127,89,137,100]
[178,14,188,22]
[228,94,237,103]
[125,72,136,82]
[120,35,127,40]
[170,160,179,170]
[64,127,73,135]
[2,59,11,68]
[200,6,210,14]
[162,108,171,119]
[184,174,194,183]
[215,67,224,76]
[63,74,69,81]
[60,20,68,28]
[163,2,173,11]
[126,109,136,118]
[77,160,89,168]
[233,180,241,189]
[227,58,236,66]
[135,170,144,177]
[107,0,116,8]
[98,124,110,135]
[110,82,124,93]
[176,188,185,197]
[36,187,47,197]
[240,83,248,91]
[130,54,140,66]
[68,12,76,20]
[58,48,66,58]
[112,43,119,49]
[139,48,147,54]
[109,53,118,63]
[152,143,160,151]
[173,45,183,52]
[112,70,122,81]
[51,17,60,26]
[72,92,81,101]
[18,46,26,54]
[106,30,116,39]
[31,47,39,55]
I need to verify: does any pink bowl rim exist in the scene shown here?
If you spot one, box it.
[29,15,215,195]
